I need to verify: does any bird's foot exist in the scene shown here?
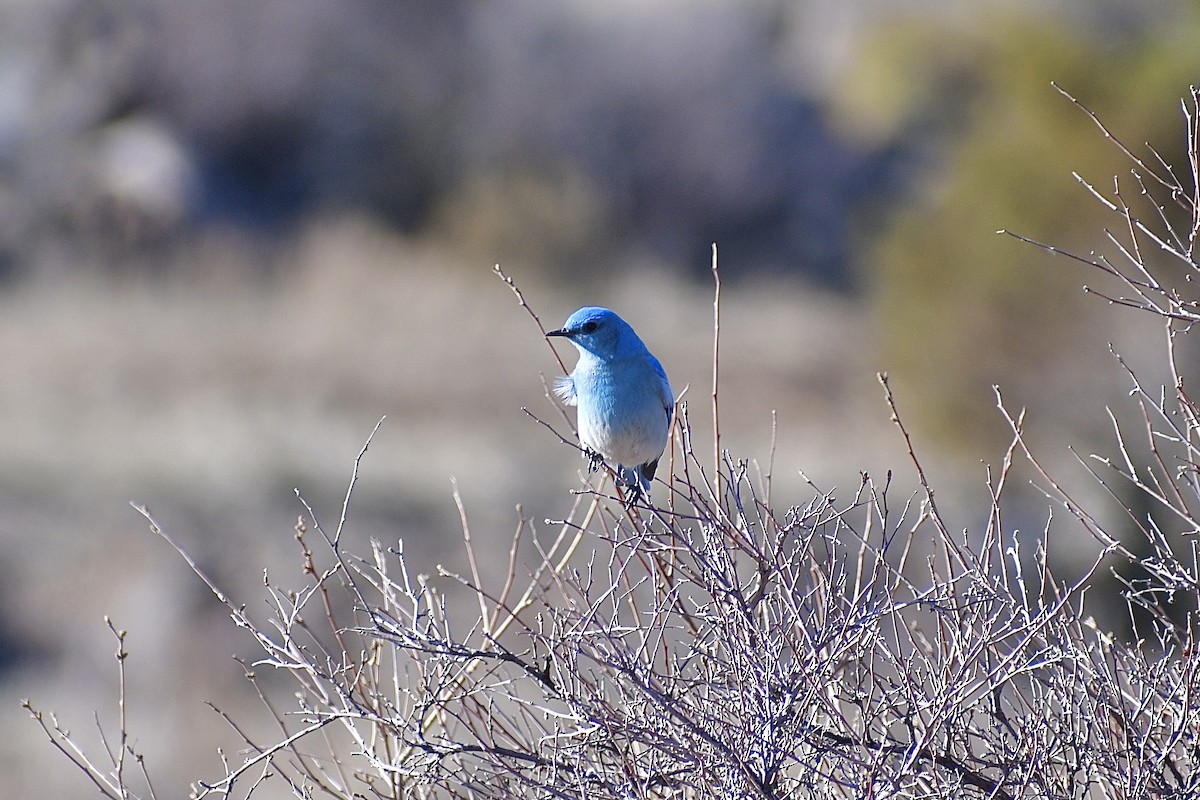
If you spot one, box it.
[621,487,645,510]
[584,448,605,474]
[620,475,650,509]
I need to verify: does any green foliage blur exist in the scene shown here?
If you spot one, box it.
[855,9,1200,454]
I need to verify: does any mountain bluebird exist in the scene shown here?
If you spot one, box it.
[547,307,674,495]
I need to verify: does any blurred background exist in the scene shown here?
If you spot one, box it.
[2,0,1198,795]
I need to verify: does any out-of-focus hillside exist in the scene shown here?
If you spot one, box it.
[4,0,878,285]
[1,0,1197,796]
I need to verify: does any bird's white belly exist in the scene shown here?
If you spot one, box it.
[576,375,667,468]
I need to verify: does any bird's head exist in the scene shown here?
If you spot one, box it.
[546,306,643,360]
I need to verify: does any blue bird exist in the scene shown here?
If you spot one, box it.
[547,307,674,495]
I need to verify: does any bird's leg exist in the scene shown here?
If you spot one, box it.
[619,466,650,508]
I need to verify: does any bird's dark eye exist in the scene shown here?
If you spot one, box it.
[581,321,599,333]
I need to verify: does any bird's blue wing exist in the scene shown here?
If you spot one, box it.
[553,374,578,406]
[649,355,674,422]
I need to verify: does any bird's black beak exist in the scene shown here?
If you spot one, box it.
[546,328,570,338]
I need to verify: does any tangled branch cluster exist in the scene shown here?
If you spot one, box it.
[27,89,1200,799]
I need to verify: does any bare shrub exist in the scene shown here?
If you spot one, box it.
[25,89,1200,799]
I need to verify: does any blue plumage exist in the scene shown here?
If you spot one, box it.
[547,307,673,494]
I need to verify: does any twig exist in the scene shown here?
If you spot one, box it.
[711,243,722,484]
